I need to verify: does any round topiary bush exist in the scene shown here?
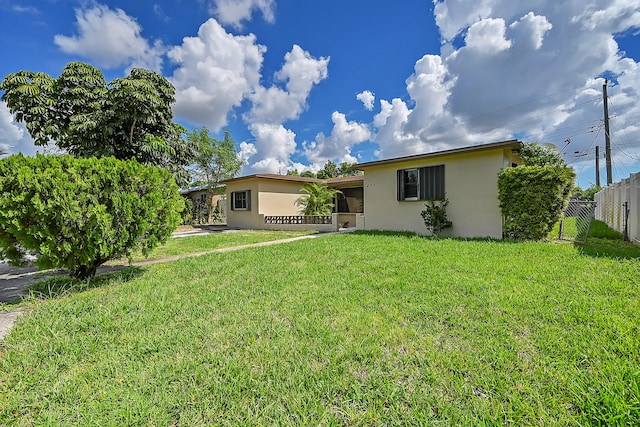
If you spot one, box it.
[0,154,184,279]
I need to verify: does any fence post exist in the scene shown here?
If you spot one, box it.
[623,201,630,242]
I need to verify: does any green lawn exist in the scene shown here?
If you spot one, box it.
[1,231,639,425]
[130,229,318,262]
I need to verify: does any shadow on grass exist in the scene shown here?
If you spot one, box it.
[349,229,640,259]
[348,229,523,244]
[575,238,640,260]
[571,220,640,260]
[27,267,145,301]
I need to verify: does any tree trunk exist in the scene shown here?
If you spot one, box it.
[71,259,103,281]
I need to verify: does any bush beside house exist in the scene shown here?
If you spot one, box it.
[498,143,575,240]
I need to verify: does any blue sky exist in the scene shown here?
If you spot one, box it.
[1,0,640,187]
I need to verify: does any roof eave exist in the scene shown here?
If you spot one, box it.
[356,139,522,169]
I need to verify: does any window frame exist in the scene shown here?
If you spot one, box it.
[402,169,420,200]
[230,190,251,211]
[397,164,445,201]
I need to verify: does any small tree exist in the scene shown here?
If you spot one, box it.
[316,160,340,179]
[420,198,452,235]
[517,142,565,167]
[572,184,602,201]
[286,169,300,176]
[295,182,341,216]
[189,128,243,222]
[0,154,184,280]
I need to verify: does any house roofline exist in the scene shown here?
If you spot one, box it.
[179,184,225,194]
[221,173,364,185]
[356,139,523,169]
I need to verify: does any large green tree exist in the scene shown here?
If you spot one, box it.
[188,127,244,222]
[0,62,195,184]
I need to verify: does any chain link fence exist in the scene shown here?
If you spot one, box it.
[557,200,597,243]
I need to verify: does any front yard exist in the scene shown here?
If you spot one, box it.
[1,230,638,425]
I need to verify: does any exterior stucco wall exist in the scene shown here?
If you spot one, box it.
[256,181,306,216]
[225,178,308,228]
[363,148,515,238]
[224,180,261,229]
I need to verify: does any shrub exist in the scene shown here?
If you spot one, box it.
[498,165,575,240]
[0,154,184,279]
[517,142,565,167]
[295,182,342,216]
[420,198,452,235]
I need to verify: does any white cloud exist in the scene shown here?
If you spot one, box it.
[168,18,266,131]
[573,0,640,33]
[209,0,275,29]
[304,111,370,164]
[12,5,39,14]
[238,140,257,164]
[0,101,39,157]
[369,0,640,183]
[245,123,298,173]
[509,12,553,50]
[356,90,375,111]
[242,45,329,172]
[246,44,329,124]
[464,18,512,52]
[153,4,169,22]
[54,4,164,71]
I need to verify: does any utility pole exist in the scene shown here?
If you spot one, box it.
[595,146,601,187]
[603,79,612,185]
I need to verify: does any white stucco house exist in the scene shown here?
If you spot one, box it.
[356,139,522,238]
[223,139,522,238]
[222,174,364,232]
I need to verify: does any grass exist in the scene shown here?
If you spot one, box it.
[124,229,317,262]
[1,230,639,425]
[570,219,640,260]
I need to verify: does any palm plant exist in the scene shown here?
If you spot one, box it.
[295,182,342,216]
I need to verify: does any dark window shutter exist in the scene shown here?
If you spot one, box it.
[397,170,405,201]
[246,190,251,211]
[434,165,444,199]
[230,192,235,210]
[419,165,445,200]
[419,167,427,200]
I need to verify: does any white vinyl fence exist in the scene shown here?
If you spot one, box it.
[594,172,640,243]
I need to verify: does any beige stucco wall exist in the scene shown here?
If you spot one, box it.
[224,180,260,229]
[362,148,516,238]
[256,180,306,216]
[225,178,308,228]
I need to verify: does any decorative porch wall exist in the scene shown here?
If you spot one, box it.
[594,172,640,243]
[260,213,365,232]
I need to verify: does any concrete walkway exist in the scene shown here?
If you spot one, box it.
[0,231,330,341]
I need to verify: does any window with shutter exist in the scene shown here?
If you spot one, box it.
[397,165,444,201]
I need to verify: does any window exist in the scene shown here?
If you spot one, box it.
[230,190,251,211]
[403,169,419,199]
[397,165,444,201]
